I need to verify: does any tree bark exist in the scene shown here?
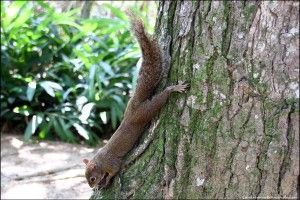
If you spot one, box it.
[92,1,299,199]
[81,1,93,19]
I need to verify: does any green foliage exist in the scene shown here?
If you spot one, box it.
[0,1,143,145]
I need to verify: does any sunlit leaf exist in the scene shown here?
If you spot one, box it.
[26,81,36,101]
[79,102,94,124]
[76,96,88,110]
[54,20,81,30]
[13,105,32,116]
[24,114,43,141]
[88,65,96,100]
[40,81,63,97]
[2,1,26,29]
[38,120,52,139]
[99,112,107,124]
[63,88,74,101]
[80,21,98,33]
[7,2,32,32]
[73,123,89,140]
[100,61,114,76]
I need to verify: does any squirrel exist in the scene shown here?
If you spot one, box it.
[83,13,188,189]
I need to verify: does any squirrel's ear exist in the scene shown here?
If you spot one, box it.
[83,159,89,165]
[89,162,97,170]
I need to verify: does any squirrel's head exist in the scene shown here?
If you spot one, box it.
[83,159,107,188]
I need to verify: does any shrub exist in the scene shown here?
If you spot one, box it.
[0,1,142,145]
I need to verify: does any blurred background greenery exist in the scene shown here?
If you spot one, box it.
[0,1,158,145]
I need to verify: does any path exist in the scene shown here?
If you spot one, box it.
[1,133,102,199]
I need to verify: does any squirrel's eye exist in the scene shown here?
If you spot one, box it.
[90,177,96,182]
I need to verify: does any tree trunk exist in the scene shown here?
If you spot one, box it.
[92,1,299,199]
[81,1,93,19]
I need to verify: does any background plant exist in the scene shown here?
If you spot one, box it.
[0,1,154,145]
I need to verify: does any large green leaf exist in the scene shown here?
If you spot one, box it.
[88,65,96,100]
[73,123,89,140]
[24,114,43,141]
[100,61,114,76]
[39,81,63,97]
[26,81,36,101]
[58,118,77,143]
[80,21,98,33]
[2,1,26,29]
[38,120,52,139]
[6,2,32,32]
[79,102,94,124]
[111,94,125,108]
[52,117,68,141]
[54,19,81,30]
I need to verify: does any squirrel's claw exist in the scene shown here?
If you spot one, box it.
[167,82,189,93]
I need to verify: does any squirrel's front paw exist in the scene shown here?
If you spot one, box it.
[168,82,189,93]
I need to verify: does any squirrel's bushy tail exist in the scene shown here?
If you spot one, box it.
[127,11,162,105]
[128,14,160,61]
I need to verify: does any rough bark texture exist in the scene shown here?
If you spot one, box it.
[92,1,299,199]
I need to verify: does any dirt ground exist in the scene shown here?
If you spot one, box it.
[1,133,102,199]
